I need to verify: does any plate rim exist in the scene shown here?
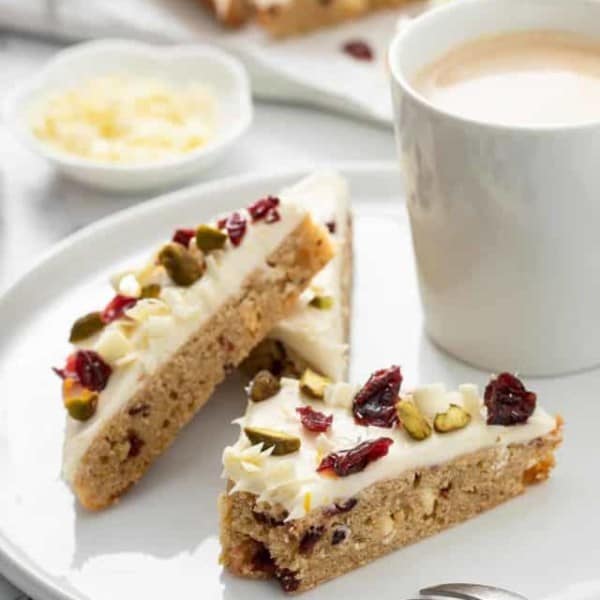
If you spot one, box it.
[0,160,400,600]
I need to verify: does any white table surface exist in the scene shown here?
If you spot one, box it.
[0,32,395,600]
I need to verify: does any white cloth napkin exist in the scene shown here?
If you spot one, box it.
[0,0,428,124]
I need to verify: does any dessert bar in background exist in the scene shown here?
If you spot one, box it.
[204,0,415,37]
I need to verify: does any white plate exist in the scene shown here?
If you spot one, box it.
[3,40,253,193]
[0,163,598,600]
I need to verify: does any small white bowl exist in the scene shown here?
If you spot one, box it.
[3,40,253,193]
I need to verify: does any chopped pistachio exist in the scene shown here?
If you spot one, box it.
[244,426,301,456]
[309,295,334,310]
[158,242,205,287]
[396,398,432,441]
[63,380,98,421]
[300,368,331,400]
[196,224,227,252]
[69,311,105,343]
[140,283,161,299]
[434,404,471,433]
[250,370,281,402]
[65,394,98,421]
[240,339,300,379]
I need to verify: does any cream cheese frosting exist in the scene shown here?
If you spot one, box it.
[222,377,557,520]
[62,198,310,482]
[268,171,351,381]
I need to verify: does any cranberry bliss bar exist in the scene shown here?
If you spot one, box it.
[220,368,562,592]
[255,0,415,38]
[55,180,334,510]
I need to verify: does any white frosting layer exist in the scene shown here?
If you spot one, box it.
[222,378,557,520]
[62,198,310,482]
[269,172,351,381]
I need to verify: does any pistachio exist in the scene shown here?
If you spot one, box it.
[244,426,301,456]
[158,242,205,287]
[69,311,105,343]
[250,370,281,402]
[240,339,301,379]
[195,224,227,252]
[309,295,334,309]
[141,283,161,299]
[434,404,471,433]
[300,368,331,400]
[396,399,432,441]
[62,379,98,421]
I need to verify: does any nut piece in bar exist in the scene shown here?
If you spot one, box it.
[63,379,98,421]
[196,224,228,252]
[249,370,281,402]
[434,404,471,433]
[309,295,334,309]
[140,284,161,299]
[69,311,105,343]
[396,398,432,441]
[244,426,301,456]
[158,242,205,287]
[300,368,331,400]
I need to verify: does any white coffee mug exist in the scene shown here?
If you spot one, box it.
[389,0,600,376]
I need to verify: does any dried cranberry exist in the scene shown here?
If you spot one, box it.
[253,510,288,527]
[54,350,112,391]
[223,212,247,247]
[217,335,235,353]
[217,217,227,229]
[324,497,358,517]
[440,483,452,499]
[296,406,333,432]
[172,228,196,247]
[325,220,336,234]
[75,350,112,391]
[299,525,324,554]
[264,208,281,223]
[276,568,300,593]
[101,295,137,324]
[248,196,280,222]
[57,350,111,392]
[317,437,393,477]
[252,544,276,575]
[353,365,402,428]
[484,372,537,426]
[331,525,349,545]
[127,431,144,458]
[128,403,150,417]
[342,40,374,62]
